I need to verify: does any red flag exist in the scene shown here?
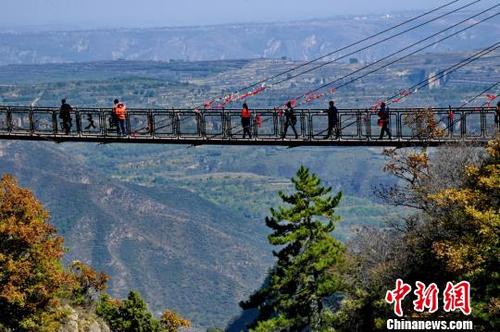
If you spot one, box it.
[215,94,235,108]
[391,89,412,103]
[485,94,497,107]
[251,86,266,96]
[237,91,252,101]
[304,92,325,103]
[204,100,214,109]
[400,89,411,97]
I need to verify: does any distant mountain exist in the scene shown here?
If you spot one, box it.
[0,12,498,65]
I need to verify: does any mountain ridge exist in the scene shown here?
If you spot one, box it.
[0,12,497,65]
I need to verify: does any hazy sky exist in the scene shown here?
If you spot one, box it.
[2,0,444,29]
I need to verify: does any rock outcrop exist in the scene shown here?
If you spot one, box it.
[59,307,110,332]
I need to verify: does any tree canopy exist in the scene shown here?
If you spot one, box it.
[241,166,346,331]
[0,174,190,332]
[0,174,71,330]
[336,137,499,331]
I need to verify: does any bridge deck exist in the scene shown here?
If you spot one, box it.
[0,106,497,147]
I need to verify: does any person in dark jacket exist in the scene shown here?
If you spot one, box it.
[324,100,339,139]
[378,102,392,140]
[241,103,252,139]
[496,101,500,131]
[448,105,455,135]
[59,99,73,134]
[282,101,298,139]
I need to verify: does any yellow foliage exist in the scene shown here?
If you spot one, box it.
[69,260,110,306]
[0,174,74,330]
[428,137,500,279]
[161,310,191,332]
[486,135,500,158]
[402,108,446,140]
[407,153,430,167]
[430,188,476,206]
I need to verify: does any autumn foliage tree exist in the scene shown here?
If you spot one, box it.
[0,174,190,332]
[429,138,499,327]
[161,310,191,332]
[337,137,499,331]
[402,108,446,142]
[69,260,110,307]
[0,174,72,330]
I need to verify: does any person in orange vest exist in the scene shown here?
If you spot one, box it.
[113,98,127,136]
[241,103,252,138]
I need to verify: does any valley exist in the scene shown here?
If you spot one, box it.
[0,19,498,328]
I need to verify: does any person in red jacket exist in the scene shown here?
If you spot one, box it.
[378,102,392,140]
[241,103,252,139]
[113,98,127,136]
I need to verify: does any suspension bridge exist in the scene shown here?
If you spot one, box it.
[0,0,498,147]
[0,106,497,147]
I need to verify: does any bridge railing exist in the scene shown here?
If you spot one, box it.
[0,106,497,142]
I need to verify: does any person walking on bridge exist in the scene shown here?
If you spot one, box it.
[378,102,392,140]
[282,101,298,139]
[324,100,339,139]
[59,99,73,135]
[448,105,455,135]
[496,101,500,131]
[113,99,128,136]
[241,103,252,139]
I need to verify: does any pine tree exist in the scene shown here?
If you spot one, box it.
[241,166,346,331]
[96,291,162,332]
